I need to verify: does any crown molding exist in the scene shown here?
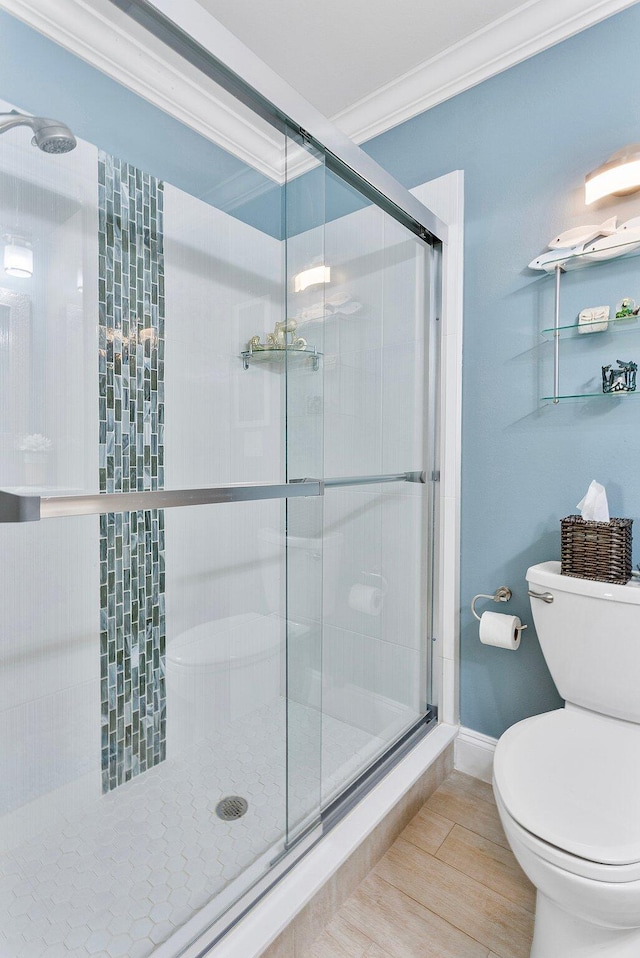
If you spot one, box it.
[0,0,285,182]
[1,0,637,184]
[332,0,639,144]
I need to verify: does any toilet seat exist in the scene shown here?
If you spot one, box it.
[494,780,640,883]
[494,707,640,876]
[167,613,282,669]
[167,612,309,670]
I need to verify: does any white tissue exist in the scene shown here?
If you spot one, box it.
[479,611,522,650]
[348,584,383,615]
[576,479,610,522]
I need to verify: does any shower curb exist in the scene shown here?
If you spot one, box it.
[208,723,456,958]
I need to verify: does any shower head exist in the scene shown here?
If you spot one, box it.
[0,111,76,154]
[31,117,77,154]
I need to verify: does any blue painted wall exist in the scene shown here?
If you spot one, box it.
[363,4,640,738]
[0,10,285,238]
[0,10,370,239]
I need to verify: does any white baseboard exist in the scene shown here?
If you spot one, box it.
[454,726,497,784]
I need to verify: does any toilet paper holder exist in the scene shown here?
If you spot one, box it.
[471,586,527,631]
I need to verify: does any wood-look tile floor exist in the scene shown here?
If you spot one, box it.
[307,771,536,958]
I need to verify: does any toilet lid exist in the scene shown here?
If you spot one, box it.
[167,613,284,667]
[493,707,640,866]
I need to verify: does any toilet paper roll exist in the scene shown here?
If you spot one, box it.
[348,584,383,616]
[479,610,522,650]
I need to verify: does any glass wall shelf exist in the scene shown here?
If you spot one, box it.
[541,316,640,339]
[533,238,640,403]
[535,235,640,273]
[241,345,322,371]
[541,390,640,402]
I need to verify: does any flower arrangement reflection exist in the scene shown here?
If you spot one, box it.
[100,325,158,359]
[17,433,52,454]
[17,433,52,486]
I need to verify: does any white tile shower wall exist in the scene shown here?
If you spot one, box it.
[324,486,380,639]
[380,491,428,652]
[283,218,326,489]
[0,122,100,828]
[43,205,98,490]
[162,184,286,671]
[339,489,429,663]
[0,98,98,491]
[323,627,420,726]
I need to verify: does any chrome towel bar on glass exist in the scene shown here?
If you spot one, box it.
[0,471,427,522]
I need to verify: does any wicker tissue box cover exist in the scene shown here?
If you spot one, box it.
[560,515,633,584]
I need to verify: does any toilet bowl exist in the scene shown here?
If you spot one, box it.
[493,562,640,957]
[166,528,341,754]
[166,612,309,754]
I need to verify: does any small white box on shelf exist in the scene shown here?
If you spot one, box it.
[578,305,609,333]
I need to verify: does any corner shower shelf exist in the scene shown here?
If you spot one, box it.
[241,345,322,371]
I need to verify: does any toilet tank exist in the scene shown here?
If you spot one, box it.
[258,528,342,618]
[527,561,640,723]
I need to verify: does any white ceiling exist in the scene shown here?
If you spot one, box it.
[195,0,639,144]
[7,0,637,184]
[197,0,526,119]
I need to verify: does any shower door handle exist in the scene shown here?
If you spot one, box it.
[0,470,425,522]
[0,479,324,522]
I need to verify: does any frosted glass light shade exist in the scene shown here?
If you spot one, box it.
[585,145,640,204]
[4,241,33,278]
[294,265,330,292]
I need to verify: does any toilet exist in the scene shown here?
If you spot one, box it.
[493,561,640,958]
[166,611,289,754]
[166,529,343,754]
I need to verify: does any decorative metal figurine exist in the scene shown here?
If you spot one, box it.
[602,358,638,393]
[242,318,321,370]
[247,318,307,353]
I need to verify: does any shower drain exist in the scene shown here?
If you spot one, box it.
[215,795,249,821]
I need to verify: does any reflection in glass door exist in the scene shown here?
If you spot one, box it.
[0,18,326,954]
[283,148,438,828]
[316,171,436,807]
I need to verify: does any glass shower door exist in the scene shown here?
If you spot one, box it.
[284,161,438,815]
[0,3,441,954]
[0,13,328,953]
[283,129,326,844]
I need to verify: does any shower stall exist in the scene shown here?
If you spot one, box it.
[0,1,454,955]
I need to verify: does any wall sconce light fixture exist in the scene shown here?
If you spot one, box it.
[585,144,640,205]
[293,265,331,293]
[3,236,33,278]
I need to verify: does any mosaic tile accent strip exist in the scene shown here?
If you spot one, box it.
[98,151,166,792]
